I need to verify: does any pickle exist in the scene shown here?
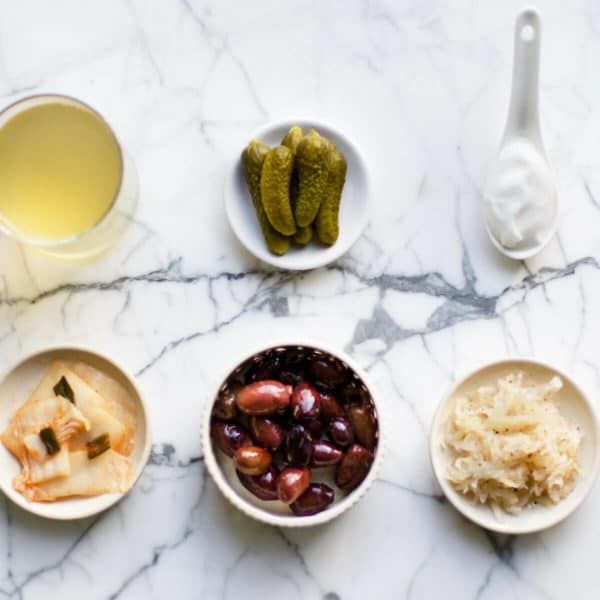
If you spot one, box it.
[316,142,347,245]
[293,225,313,245]
[281,126,303,155]
[260,146,297,236]
[282,126,303,208]
[242,141,291,256]
[294,130,329,227]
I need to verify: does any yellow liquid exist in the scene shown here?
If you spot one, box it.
[0,100,122,241]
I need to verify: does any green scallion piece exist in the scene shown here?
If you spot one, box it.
[39,427,60,456]
[86,433,111,460]
[53,376,75,404]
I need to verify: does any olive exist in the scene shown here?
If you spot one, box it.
[212,386,239,420]
[250,355,282,382]
[211,421,253,457]
[233,446,272,476]
[282,348,307,370]
[328,417,354,447]
[308,357,346,388]
[277,467,311,504]
[279,370,305,386]
[237,467,279,500]
[310,440,343,467]
[284,424,313,466]
[335,444,373,490]
[340,382,369,405]
[347,405,377,450]
[319,392,344,422]
[236,380,291,415]
[249,416,284,451]
[306,419,323,438]
[227,368,247,389]
[291,483,334,516]
[291,383,320,420]
[270,447,287,470]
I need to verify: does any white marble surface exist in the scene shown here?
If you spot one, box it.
[1,0,600,598]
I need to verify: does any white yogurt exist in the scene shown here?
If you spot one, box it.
[484,137,556,250]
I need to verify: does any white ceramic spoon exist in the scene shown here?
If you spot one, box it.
[483,9,558,261]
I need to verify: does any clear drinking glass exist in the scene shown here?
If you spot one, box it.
[0,94,138,259]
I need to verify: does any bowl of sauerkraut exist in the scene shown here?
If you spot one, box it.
[430,358,600,534]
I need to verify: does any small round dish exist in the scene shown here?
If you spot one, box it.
[430,358,600,534]
[202,340,384,527]
[225,119,370,270]
[0,345,152,520]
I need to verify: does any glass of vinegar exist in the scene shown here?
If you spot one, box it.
[0,94,138,259]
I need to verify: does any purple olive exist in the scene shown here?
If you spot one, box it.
[237,467,279,500]
[212,386,239,420]
[284,424,313,467]
[340,382,369,405]
[227,367,247,388]
[270,447,287,469]
[319,392,344,423]
[328,417,354,447]
[335,444,373,490]
[306,419,323,438]
[308,358,346,388]
[278,351,307,385]
[282,348,307,370]
[249,416,284,451]
[291,383,320,420]
[277,467,311,504]
[211,421,252,457]
[291,483,335,516]
[250,355,282,382]
[347,405,377,450]
[310,440,343,467]
[279,370,305,386]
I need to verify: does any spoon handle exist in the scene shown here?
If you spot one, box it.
[503,9,542,143]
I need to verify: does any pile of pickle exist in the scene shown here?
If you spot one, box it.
[242,126,347,255]
[210,347,378,516]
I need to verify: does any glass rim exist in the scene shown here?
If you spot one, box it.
[0,93,125,248]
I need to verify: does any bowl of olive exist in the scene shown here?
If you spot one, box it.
[225,119,370,270]
[202,341,384,527]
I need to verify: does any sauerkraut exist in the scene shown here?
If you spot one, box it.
[442,371,582,515]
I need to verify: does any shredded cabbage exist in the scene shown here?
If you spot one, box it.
[442,371,582,515]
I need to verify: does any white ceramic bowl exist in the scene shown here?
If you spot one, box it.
[202,340,384,527]
[225,118,370,270]
[430,358,600,534]
[0,345,152,520]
